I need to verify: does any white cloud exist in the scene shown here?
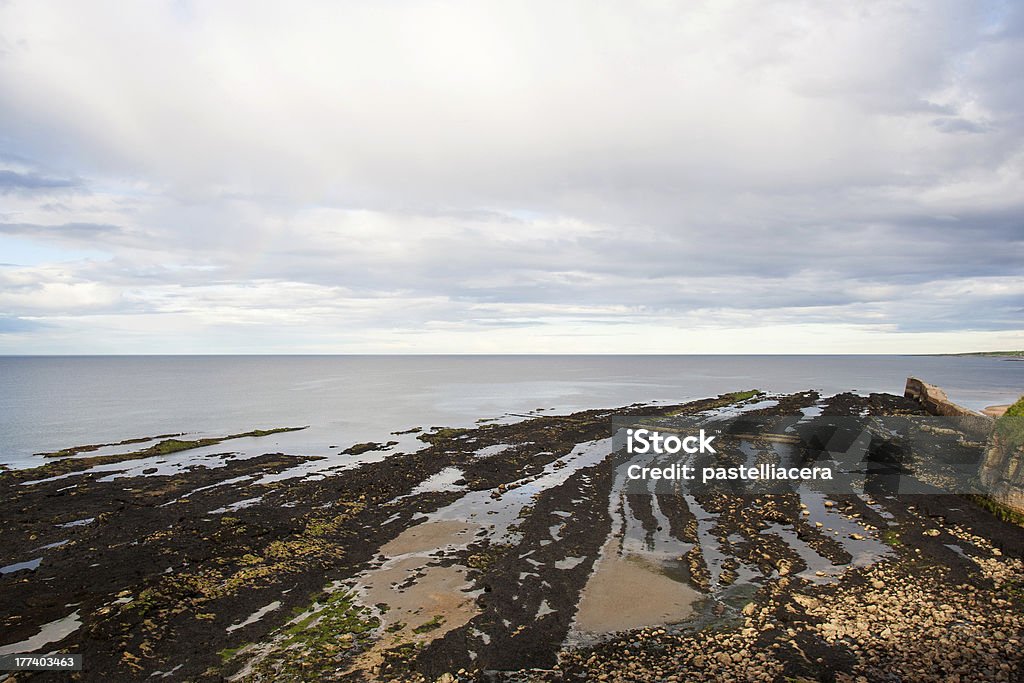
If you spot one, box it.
[0,266,122,313]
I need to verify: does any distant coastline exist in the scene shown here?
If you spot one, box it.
[934,350,1024,359]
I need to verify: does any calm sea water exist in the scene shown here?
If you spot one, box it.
[1,355,1021,470]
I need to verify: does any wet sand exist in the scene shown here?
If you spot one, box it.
[380,520,482,557]
[573,538,699,634]
[358,521,484,648]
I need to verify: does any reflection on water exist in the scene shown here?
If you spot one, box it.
[0,611,81,655]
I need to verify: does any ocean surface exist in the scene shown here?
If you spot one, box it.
[1,355,1022,471]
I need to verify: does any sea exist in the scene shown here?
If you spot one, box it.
[1,355,1021,471]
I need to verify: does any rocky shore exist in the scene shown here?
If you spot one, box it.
[543,498,1023,683]
[1,389,1021,682]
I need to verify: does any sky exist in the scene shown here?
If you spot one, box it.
[0,0,1022,354]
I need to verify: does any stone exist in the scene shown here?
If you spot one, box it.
[794,595,820,610]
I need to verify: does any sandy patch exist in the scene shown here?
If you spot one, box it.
[983,404,1010,417]
[574,538,699,634]
[344,519,485,676]
[362,559,478,636]
[380,520,481,556]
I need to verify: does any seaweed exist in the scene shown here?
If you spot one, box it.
[10,426,308,481]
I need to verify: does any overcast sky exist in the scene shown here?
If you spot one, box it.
[1,1,1022,353]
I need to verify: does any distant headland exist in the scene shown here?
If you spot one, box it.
[935,350,1024,359]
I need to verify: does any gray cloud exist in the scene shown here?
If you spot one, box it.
[0,221,121,237]
[931,118,992,134]
[0,169,78,192]
[0,316,44,333]
[0,0,1021,353]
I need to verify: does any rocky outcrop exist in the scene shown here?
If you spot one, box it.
[905,377,1023,516]
[904,377,992,438]
[979,434,1024,515]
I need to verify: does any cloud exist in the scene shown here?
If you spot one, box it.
[931,117,992,134]
[0,221,121,238]
[0,266,124,314]
[0,316,44,334]
[0,169,79,192]
[0,1,1021,353]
